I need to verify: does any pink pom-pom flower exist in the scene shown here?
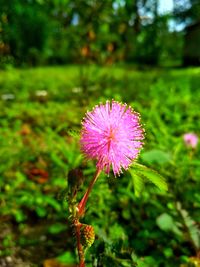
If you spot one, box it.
[183,133,198,149]
[80,100,144,176]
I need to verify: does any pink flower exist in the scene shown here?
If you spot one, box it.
[183,133,198,149]
[80,100,144,176]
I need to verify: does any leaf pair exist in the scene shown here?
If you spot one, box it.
[129,163,168,197]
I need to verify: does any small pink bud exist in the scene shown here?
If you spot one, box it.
[183,133,198,149]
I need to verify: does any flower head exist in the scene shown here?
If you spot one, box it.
[183,133,198,149]
[80,100,144,176]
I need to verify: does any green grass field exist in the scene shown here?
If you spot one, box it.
[0,65,200,267]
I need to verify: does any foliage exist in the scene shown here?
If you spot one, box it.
[174,0,200,24]
[130,163,168,197]
[0,0,186,67]
[0,65,200,266]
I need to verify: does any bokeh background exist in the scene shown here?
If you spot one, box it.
[0,1,200,267]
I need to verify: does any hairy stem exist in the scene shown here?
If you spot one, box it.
[74,219,85,267]
[78,169,101,217]
[72,169,101,266]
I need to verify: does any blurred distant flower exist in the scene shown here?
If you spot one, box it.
[80,100,144,176]
[183,133,198,149]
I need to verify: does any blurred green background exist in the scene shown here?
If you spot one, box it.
[0,1,200,267]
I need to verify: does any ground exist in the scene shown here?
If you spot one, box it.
[0,65,200,267]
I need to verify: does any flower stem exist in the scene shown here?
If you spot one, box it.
[78,169,101,217]
[72,169,101,266]
[74,219,85,267]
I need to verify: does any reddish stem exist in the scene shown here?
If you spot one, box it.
[74,169,101,266]
[74,219,85,267]
[78,169,101,217]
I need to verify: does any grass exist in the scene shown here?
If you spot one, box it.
[0,65,200,267]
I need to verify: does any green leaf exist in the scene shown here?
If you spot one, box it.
[131,163,168,192]
[50,152,66,169]
[141,149,171,165]
[177,203,200,249]
[163,247,173,258]
[156,213,174,231]
[57,251,76,264]
[129,170,144,197]
[136,256,157,267]
[156,213,182,236]
[48,223,66,234]
[67,128,80,138]
[109,223,125,240]
[36,206,47,217]
[13,209,26,222]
